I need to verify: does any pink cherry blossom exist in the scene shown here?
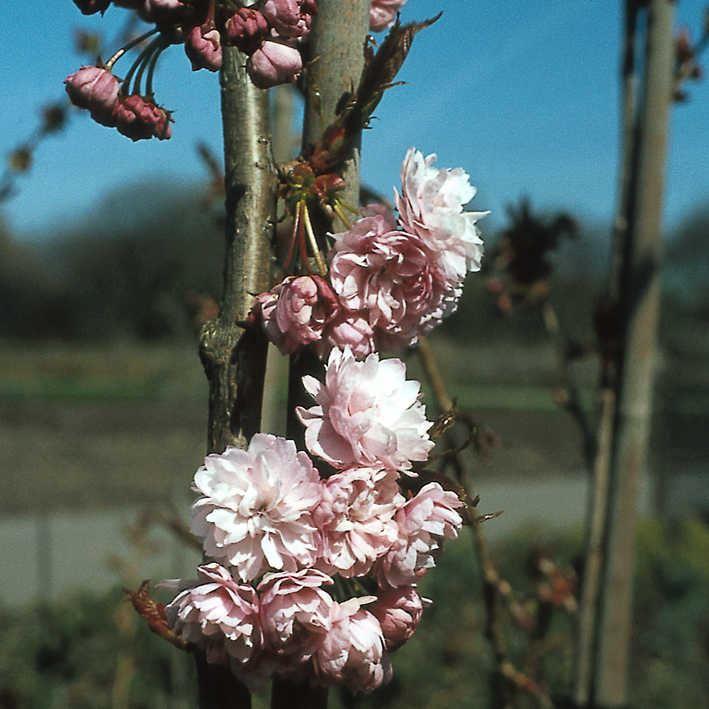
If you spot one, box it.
[258,568,334,664]
[396,147,488,282]
[313,598,391,693]
[297,347,433,473]
[252,275,339,355]
[316,312,375,360]
[314,468,403,578]
[371,586,424,651]
[224,7,270,54]
[190,433,323,582]
[376,482,464,587]
[185,23,223,72]
[247,39,303,89]
[165,563,261,664]
[329,213,460,347]
[369,0,406,32]
[261,0,317,38]
[64,66,120,126]
[112,95,172,141]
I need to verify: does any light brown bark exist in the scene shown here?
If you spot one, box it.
[592,1,675,705]
[197,43,277,709]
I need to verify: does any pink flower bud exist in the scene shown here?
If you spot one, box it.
[247,39,303,89]
[73,0,111,14]
[112,95,172,141]
[261,0,317,39]
[64,66,120,127]
[252,275,339,355]
[372,587,424,651]
[185,23,222,72]
[224,8,270,54]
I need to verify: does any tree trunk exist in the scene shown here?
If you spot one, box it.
[592,1,675,706]
[285,0,371,452]
[197,43,277,708]
[274,2,371,707]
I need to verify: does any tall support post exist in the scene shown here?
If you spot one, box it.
[573,1,640,704]
[592,1,675,705]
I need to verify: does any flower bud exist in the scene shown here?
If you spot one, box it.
[372,587,424,651]
[73,0,111,14]
[261,0,317,39]
[64,66,120,127]
[224,8,269,54]
[185,23,222,72]
[113,95,172,141]
[247,40,303,89]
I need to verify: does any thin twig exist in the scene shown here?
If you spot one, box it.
[415,336,553,709]
[541,301,596,468]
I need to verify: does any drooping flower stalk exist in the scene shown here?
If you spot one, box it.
[105,27,160,70]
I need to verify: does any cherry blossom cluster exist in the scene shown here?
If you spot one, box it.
[65,0,407,141]
[166,346,464,692]
[252,148,488,356]
[66,0,318,140]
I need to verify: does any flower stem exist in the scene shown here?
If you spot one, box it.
[105,28,159,71]
[145,38,169,98]
[133,37,164,96]
[332,201,353,230]
[120,39,158,96]
[301,201,328,276]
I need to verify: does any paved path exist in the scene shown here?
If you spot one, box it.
[3,472,704,608]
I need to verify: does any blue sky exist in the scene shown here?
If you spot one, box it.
[2,1,708,240]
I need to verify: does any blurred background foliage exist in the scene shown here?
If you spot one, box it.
[2,185,708,346]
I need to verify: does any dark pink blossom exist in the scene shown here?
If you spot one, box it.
[261,0,317,39]
[64,66,120,127]
[224,8,270,54]
[112,95,172,141]
[185,23,223,72]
